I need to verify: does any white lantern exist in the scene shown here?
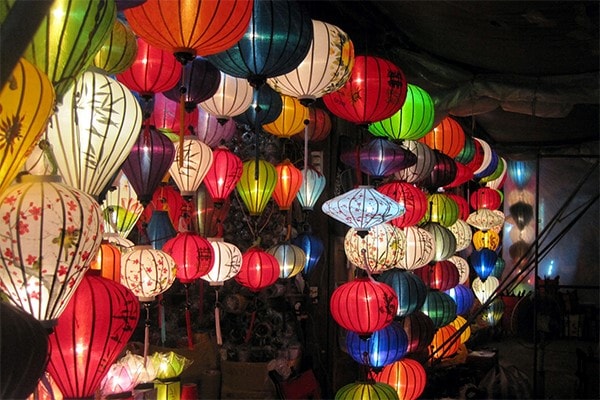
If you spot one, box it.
[168,135,214,198]
[447,219,473,252]
[121,245,176,302]
[199,71,253,122]
[397,226,435,270]
[344,223,405,273]
[201,238,242,285]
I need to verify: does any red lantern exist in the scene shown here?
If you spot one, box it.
[203,146,243,205]
[235,247,280,292]
[323,55,408,125]
[374,358,427,400]
[272,160,303,211]
[414,261,459,292]
[464,138,485,173]
[47,273,140,399]
[141,184,187,232]
[150,92,199,135]
[292,107,332,142]
[445,161,474,188]
[378,181,428,228]
[446,193,470,221]
[418,117,465,158]
[470,187,503,210]
[330,277,398,337]
[430,324,460,360]
[163,232,215,283]
[400,311,435,354]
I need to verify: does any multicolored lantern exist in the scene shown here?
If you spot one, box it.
[235,158,278,216]
[163,232,214,283]
[377,269,427,317]
[444,193,470,221]
[345,321,408,369]
[235,246,280,292]
[344,223,405,273]
[374,358,427,400]
[447,255,470,285]
[272,160,303,211]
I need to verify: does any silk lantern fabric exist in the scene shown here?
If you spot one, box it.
[345,321,408,369]
[203,146,243,205]
[418,116,465,158]
[344,223,405,273]
[195,106,238,148]
[121,245,177,301]
[272,160,303,211]
[262,94,307,138]
[374,358,427,400]
[163,232,215,283]
[335,381,399,400]
[199,71,254,122]
[235,84,283,127]
[292,230,324,277]
[235,246,280,292]
[235,158,278,216]
[377,181,428,228]
[400,311,435,354]
[377,269,427,317]
[421,290,457,329]
[296,167,326,211]
[92,18,138,75]
[201,238,242,285]
[168,135,214,198]
[163,57,221,110]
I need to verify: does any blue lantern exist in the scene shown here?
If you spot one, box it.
[146,210,177,250]
[445,284,475,315]
[470,248,498,281]
[491,257,506,279]
[292,230,324,277]
[345,321,408,369]
[421,291,457,329]
[508,160,533,188]
[234,84,283,127]
[377,269,427,317]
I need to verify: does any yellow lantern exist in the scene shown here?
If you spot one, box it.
[92,18,138,75]
[236,159,277,216]
[262,95,307,138]
[448,315,471,344]
[472,229,500,251]
[0,58,55,195]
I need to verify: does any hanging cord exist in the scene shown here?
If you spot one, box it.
[215,288,223,346]
[158,294,166,346]
[143,302,151,367]
[178,65,186,167]
[184,283,194,350]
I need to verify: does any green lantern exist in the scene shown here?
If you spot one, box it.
[92,18,138,75]
[236,158,278,216]
[420,193,460,227]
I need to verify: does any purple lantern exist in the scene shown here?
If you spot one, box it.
[445,284,475,315]
[418,150,457,190]
[195,107,238,147]
[163,57,221,112]
[342,138,417,179]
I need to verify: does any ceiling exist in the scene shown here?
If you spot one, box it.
[306,0,600,154]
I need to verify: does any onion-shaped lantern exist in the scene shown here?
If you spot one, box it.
[448,255,470,285]
[491,257,506,279]
[323,55,407,125]
[473,229,500,251]
[472,276,500,305]
[297,167,326,211]
[267,243,306,279]
[397,226,435,271]
[163,57,221,111]
[330,277,398,338]
[470,248,498,281]
[467,208,505,231]
[47,273,140,399]
[421,222,457,262]
[445,193,470,221]
[400,311,435,354]
[262,94,307,139]
[374,358,427,400]
[121,245,177,302]
[344,223,405,273]
[272,160,303,211]
[322,186,404,236]
[470,187,503,210]
[421,290,457,329]
[445,284,475,315]
[342,138,417,179]
[201,238,243,285]
[420,193,459,227]
[168,136,214,199]
[447,219,473,252]
[449,315,471,344]
[417,150,457,191]
[414,260,459,292]
[430,325,460,360]
[195,107,238,147]
[0,175,103,323]
[235,246,280,292]
[418,117,465,158]
[102,172,144,239]
[292,107,332,142]
[345,321,408,369]
[377,181,428,228]
[199,71,254,123]
[149,92,198,136]
[195,184,231,237]
[335,381,399,400]
[93,18,138,75]
[235,84,283,127]
[368,83,435,141]
[292,229,324,277]
[236,158,278,216]
[203,146,243,205]
[394,141,435,184]
[163,232,214,283]
[90,240,122,283]
[377,269,427,317]
[480,297,505,326]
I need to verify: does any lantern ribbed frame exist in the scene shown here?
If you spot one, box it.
[470,248,498,281]
[419,117,465,158]
[480,155,505,183]
[347,138,418,179]
[146,210,177,250]
[480,297,505,326]
[418,150,457,191]
[467,208,505,231]
[377,269,427,317]
[203,146,243,204]
[235,247,280,292]
[447,219,473,252]
[150,92,198,135]
[163,57,221,109]
[449,315,471,344]
[455,134,476,164]
[445,193,470,221]
[296,167,326,211]
[397,226,435,271]
[121,245,177,301]
[430,325,460,360]
[202,238,242,285]
[236,158,278,216]
[420,193,459,227]
[421,222,457,262]
[292,107,332,142]
[447,255,470,285]
[235,84,283,127]
[484,157,508,190]
[377,181,428,228]
[473,229,500,251]
[508,160,533,189]
[292,231,324,277]
[344,223,405,273]
[195,106,238,147]
[400,311,435,354]
[272,160,303,211]
[195,184,231,238]
[345,321,408,368]
[262,94,307,138]
[102,171,144,239]
[414,260,459,292]
[472,276,500,305]
[394,140,435,184]
[445,161,474,188]
[93,18,138,75]
[470,187,503,211]
[266,243,306,279]
[445,284,475,315]
[90,241,122,283]
[335,381,399,400]
[199,71,254,122]
[163,232,215,283]
[168,135,214,198]
[374,358,427,400]
[421,290,457,329]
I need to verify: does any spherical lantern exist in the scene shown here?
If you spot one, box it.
[124,0,253,58]
[47,273,140,399]
[344,223,405,273]
[322,186,404,236]
[447,219,473,252]
[146,210,177,250]
[199,71,254,123]
[149,92,198,136]
[508,160,533,189]
[163,57,221,111]
[421,291,457,329]
[89,240,122,283]
[470,248,498,281]
[466,208,505,231]
[414,260,459,292]
[394,140,435,184]
[272,160,303,211]
[345,321,408,369]
[236,158,277,216]
[267,20,354,104]
[455,134,476,165]
[368,83,435,141]
[470,188,503,211]
[346,138,418,179]
[400,311,435,354]
[168,135,214,198]
[449,315,471,344]
[374,358,427,400]
[377,181,428,228]
[46,70,143,198]
[292,107,332,142]
[262,94,307,138]
[203,146,243,205]
[0,175,103,323]
[472,229,500,251]
[330,277,398,337]
[445,284,475,315]
[121,245,177,301]
[93,18,138,75]
[267,243,306,279]
[430,324,460,360]
[195,184,231,237]
[0,58,55,196]
[195,106,238,147]
[296,167,326,211]
[446,193,470,221]
[335,381,399,400]
[323,55,407,125]
[397,226,435,271]
[417,150,457,191]
[163,232,214,283]
[418,117,465,158]
[24,0,116,99]
[234,84,283,127]
[235,246,280,292]
[292,229,324,277]
[201,238,243,285]
[472,276,499,305]
[447,256,470,285]
[102,171,144,239]
[0,302,49,399]
[480,297,505,327]
[122,127,175,206]
[421,222,457,262]
[377,269,427,318]
[420,193,459,227]
[206,0,312,86]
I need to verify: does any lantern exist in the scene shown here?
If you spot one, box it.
[345,321,408,369]
[414,260,459,292]
[195,184,231,237]
[447,256,470,285]
[480,297,505,326]
[146,210,177,250]
[322,186,404,236]
[0,175,103,323]
[417,150,457,191]
[296,167,326,211]
[201,238,242,285]
[292,107,332,142]
[100,352,157,395]
[420,193,459,227]
[421,222,457,262]
[235,246,280,292]
[335,382,399,400]
[235,84,283,127]
[470,248,498,281]
[474,149,499,180]
[394,141,435,184]
[0,58,55,196]
[163,57,221,110]
[101,171,144,239]
[272,160,303,211]
[141,183,187,230]
[471,138,495,176]
[455,135,476,165]
[445,161,474,188]
[292,229,324,277]
[464,138,484,174]
[419,117,465,158]
[400,311,435,354]
[470,187,503,210]
[195,107,238,148]
[397,226,435,271]
[46,70,143,198]
[445,284,475,315]
[24,0,116,99]
[89,240,122,283]
[377,181,427,228]
[374,358,427,400]
[421,291,457,329]
[199,71,254,123]
[430,325,460,360]
[491,257,506,279]
[47,273,140,399]
[445,193,470,221]
[93,18,138,75]
[329,277,398,337]
[236,158,278,216]
[449,315,471,344]
[163,232,214,283]
[344,223,405,273]
[344,138,418,179]
[150,93,198,136]
[262,94,307,139]
[466,208,505,231]
[508,160,533,189]
[122,127,175,205]
[485,157,508,190]
[268,20,354,104]
[377,269,427,318]
[473,229,500,251]
[267,243,306,279]
[203,146,243,205]
[472,276,500,305]
[479,155,505,184]
[447,219,473,252]
[168,136,214,198]
[368,83,435,141]
[121,245,177,301]
[508,201,534,229]
[323,55,407,125]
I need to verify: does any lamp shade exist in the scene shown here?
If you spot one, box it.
[449,315,471,344]
[195,106,238,148]
[169,135,214,198]
[491,257,506,279]
[470,187,503,211]
[199,71,254,122]
[455,135,476,164]
[377,181,428,228]
[344,138,418,179]
[296,167,326,211]
[394,140,435,184]
[335,382,399,400]
[121,245,177,301]
[267,242,306,279]
[163,232,215,284]
[292,107,332,142]
[473,229,500,251]
[508,160,533,189]
[201,238,242,285]
[0,175,103,323]
[400,311,435,354]
[414,260,459,292]
[146,210,177,250]
[420,193,459,227]
[0,58,55,196]
[330,277,398,337]
[235,246,280,292]
[101,171,144,239]
[262,94,307,138]
[448,255,470,285]
[470,248,498,281]
[396,226,435,271]
[418,117,465,158]
[272,160,303,211]
[236,158,278,216]
[203,146,243,205]
[421,222,457,262]
[472,276,500,305]
[467,208,505,231]
[93,18,138,75]
[417,150,457,191]
[421,290,457,329]
[345,321,408,369]
[480,297,505,326]
[447,219,473,252]
[163,57,221,110]
[195,184,231,237]
[292,230,324,277]
[235,84,283,127]
[430,324,460,360]
[484,157,508,190]
[377,269,427,318]
[150,92,198,136]
[344,223,405,273]
[89,240,122,283]
[445,284,475,315]
[374,358,427,400]
[47,273,140,399]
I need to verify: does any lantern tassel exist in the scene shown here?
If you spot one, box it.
[185,284,194,350]
[215,289,223,346]
[179,85,186,167]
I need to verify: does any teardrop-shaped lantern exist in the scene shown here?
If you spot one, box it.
[472,276,500,305]
[266,242,306,279]
[414,260,459,292]
[150,92,198,136]
[296,167,326,211]
[419,116,465,158]
[93,18,138,75]
[420,193,459,227]
[447,219,473,252]
[473,229,500,251]
[445,284,475,315]
[236,158,278,216]
[272,160,303,211]
[234,84,283,127]
[345,321,408,369]
[292,229,324,277]
[201,238,243,285]
[195,106,238,148]
[168,136,213,198]
[374,358,427,400]
[421,222,457,262]
[0,175,103,323]
[347,138,418,179]
[470,248,498,281]
[508,160,533,189]
[421,290,457,329]
[121,245,177,302]
[163,57,221,110]
[400,311,435,354]
[480,297,505,327]
[163,232,215,283]
[430,324,460,360]
[335,381,399,400]
[203,146,243,205]
[394,140,435,184]
[199,71,254,123]
[344,223,405,273]
[377,269,427,317]
[417,150,457,191]
[470,187,503,210]
[235,246,280,292]
[102,171,144,239]
[397,226,435,271]
[378,181,428,228]
[262,94,307,139]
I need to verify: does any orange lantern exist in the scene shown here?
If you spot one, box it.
[418,116,465,158]
[374,358,427,400]
[449,315,471,344]
[89,240,122,283]
[272,160,303,211]
[429,324,460,360]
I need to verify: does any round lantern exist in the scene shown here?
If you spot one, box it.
[122,128,175,205]
[445,284,475,315]
[345,321,408,369]
[89,240,122,283]
[0,175,103,323]
[267,243,306,279]
[400,311,435,354]
[335,381,399,400]
[163,232,215,283]
[323,55,407,125]
[195,184,231,237]
[292,107,332,142]
[421,222,457,262]
[163,56,221,111]
[470,248,498,281]
[149,92,198,136]
[368,83,435,141]
[322,186,404,236]
[420,193,459,227]
[473,229,500,251]
[508,160,533,189]
[342,138,417,179]
[199,71,254,123]
[344,223,405,273]
[121,245,177,301]
[203,146,243,205]
[46,70,143,198]
[236,158,277,216]
[446,193,470,221]
[47,273,140,399]
[24,0,116,99]
[419,117,465,158]
[417,150,457,191]
[195,106,238,147]
[296,167,326,211]
[421,291,457,329]
[374,358,427,400]
[235,84,283,127]
[480,297,505,327]
[201,238,243,285]
[397,226,435,271]
[377,269,427,317]
[262,94,307,139]
[455,135,476,165]
[377,181,428,228]
[447,219,473,252]
[449,315,471,344]
[470,188,503,210]
[447,255,470,285]
[146,210,177,250]
[272,160,303,211]
[267,19,354,104]
[102,172,144,239]
[235,246,280,292]
[445,161,474,188]
[0,58,55,196]
[330,277,398,337]
[292,229,324,277]
[414,260,459,292]
[394,140,435,184]
[0,302,49,399]
[472,276,500,305]
[430,324,460,360]
[168,135,214,198]
[93,18,138,75]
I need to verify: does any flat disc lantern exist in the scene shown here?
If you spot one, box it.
[235,246,280,292]
[467,208,505,231]
[344,138,418,179]
[418,116,465,159]
[378,181,428,228]
[168,135,214,199]
[344,223,405,273]
[236,158,278,216]
[203,146,243,205]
